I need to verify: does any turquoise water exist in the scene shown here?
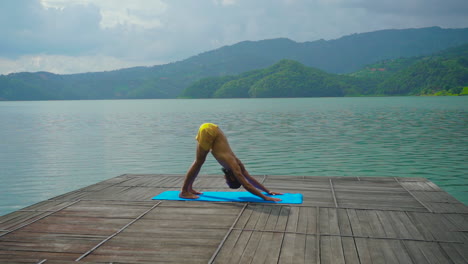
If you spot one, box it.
[1,97,467,215]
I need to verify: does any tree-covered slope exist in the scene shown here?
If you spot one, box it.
[181,60,354,98]
[181,44,468,98]
[375,44,468,95]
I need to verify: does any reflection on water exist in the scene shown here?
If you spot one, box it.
[1,97,467,215]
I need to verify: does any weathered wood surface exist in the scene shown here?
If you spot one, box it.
[0,174,467,263]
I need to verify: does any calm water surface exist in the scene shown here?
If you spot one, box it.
[1,97,467,215]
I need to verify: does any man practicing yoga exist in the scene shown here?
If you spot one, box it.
[180,123,282,202]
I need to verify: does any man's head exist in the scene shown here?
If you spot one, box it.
[222,168,241,189]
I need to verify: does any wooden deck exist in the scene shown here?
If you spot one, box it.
[0,174,467,264]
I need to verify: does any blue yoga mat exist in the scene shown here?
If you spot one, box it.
[152,191,303,204]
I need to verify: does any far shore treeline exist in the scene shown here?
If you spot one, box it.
[1,27,468,101]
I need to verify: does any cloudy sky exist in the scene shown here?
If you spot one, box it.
[1,0,467,74]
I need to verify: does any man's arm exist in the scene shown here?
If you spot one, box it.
[230,160,281,202]
[237,159,283,195]
[180,144,209,199]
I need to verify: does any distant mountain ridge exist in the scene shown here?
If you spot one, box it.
[1,27,468,100]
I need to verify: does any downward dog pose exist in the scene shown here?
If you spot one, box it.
[180,123,282,202]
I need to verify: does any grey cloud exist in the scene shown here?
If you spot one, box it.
[0,0,467,74]
[0,0,102,58]
[346,0,468,16]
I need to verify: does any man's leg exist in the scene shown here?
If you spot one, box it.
[180,144,209,199]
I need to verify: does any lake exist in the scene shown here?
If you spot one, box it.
[1,97,467,215]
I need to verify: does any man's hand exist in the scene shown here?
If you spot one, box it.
[265,196,282,202]
[268,191,283,195]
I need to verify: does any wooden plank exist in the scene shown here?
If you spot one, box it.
[396,177,428,182]
[346,209,363,237]
[18,200,77,212]
[319,208,340,235]
[212,229,243,264]
[112,187,169,201]
[265,175,306,181]
[77,183,115,192]
[49,189,89,201]
[388,239,414,264]
[0,250,81,262]
[238,231,263,263]
[443,213,468,231]
[337,208,353,236]
[355,210,373,237]
[426,202,468,214]
[85,248,213,263]
[407,212,464,242]
[253,206,273,230]
[364,238,386,264]
[234,205,265,231]
[393,211,425,240]
[301,189,335,207]
[274,206,290,231]
[354,238,373,264]
[264,205,282,230]
[278,233,304,264]
[341,237,360,264]
[399,181,442,191]
[251,232,283,263]
[43,261,109,264]
[91,233,223,252]
[278,234,317,264]
[0,233,100,253]
[0,211,50,231]
[440,242,468,264]
[0,200,81,239]
[298,207,317,234]
[404,241,453,264]
[234,205,255,230]
[19,216,131,236]
[334,179,405,192]
[320,235,345,264]
[336,189,426,211]
[376,239,408,264]
[412,190,462,203]
[55,201,153,219]
[304,207,318,234]
[384,211,418,240]
[359,176,402,182]
[374,211,399,239]
[76,202,161,261]
[285,206,300,233]
[145,205,241,217]
[158,200,244,209]
[366,210,386,237]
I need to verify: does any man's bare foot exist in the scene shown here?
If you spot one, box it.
[189,189,203,195]
[179,191,199,199]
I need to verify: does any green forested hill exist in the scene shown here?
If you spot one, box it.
[377,58,468,95]
[181,60,354,98]
[350,44,468,96]
[1,27,468,100]
[181,44,468,98]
